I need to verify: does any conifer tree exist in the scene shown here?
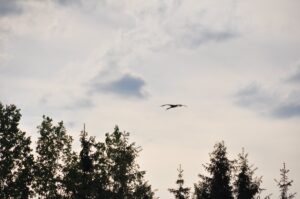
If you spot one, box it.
[193,177,210,199]
[234,149,261,199]
[63,127,97,199]
[64,125,155,198]
[69,126,110,199]
[0,102,34,199]
[194,141,234,199]
[168,164,190,199]
[33,116,73,198]
[275,163,296,199]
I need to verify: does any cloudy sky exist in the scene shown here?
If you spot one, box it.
[0,0,299,197]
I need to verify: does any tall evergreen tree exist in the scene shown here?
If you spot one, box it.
[168,164,190,199]
[79,128,96,198]
[234,149,261,199]
[33,116,73,198]
[275,163,296,199]
[0,102,34,199]
[194,177,210,199]
[105,126,155,199]
[67,126,110,199]
[64,125,155,199]
[194,141,234,199]
[62,126,94,199]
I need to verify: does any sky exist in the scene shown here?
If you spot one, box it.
[0,0,300,198]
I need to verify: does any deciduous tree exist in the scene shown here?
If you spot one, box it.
[105,126,155,199]
[34,116,73,198]
[0,102,34,199]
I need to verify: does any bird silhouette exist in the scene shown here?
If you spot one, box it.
[161,104,187,110]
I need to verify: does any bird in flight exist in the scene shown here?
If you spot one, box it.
[161,104,187,110]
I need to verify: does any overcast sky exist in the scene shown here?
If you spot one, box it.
[0,0,299,198]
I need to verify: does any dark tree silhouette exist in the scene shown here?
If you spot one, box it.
[0,102,34,199]
[80,127,94,173]
[62,147,81,198]
[194,177,211,199]
[275,163,296,199]
[105,126,155,199]
[5,101,296,199]
[168,164,190,199]
[234,149,261,199]
[194,141,234,199]
[33,116,73,198]
[63,126,110,199]
[64,125,155,199]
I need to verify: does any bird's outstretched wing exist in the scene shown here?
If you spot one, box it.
[161,104,172,107]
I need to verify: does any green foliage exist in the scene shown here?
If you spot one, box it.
[234,149,261,199]
[194,141,234,199]
[193,176,210,199]
[63,125,155,199]
[0,102,34,199]
[33,116,73,198]
[275,163,296,199]
[168,164,190,199]
[105,126,155,199]
[64,128,110,199]
[1,102,298,199]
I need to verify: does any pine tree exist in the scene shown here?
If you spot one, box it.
[105,125,155,199]
[194,141,234,199]
[0,102,34,199]
[234,149,261,199]
[168,164,190,199]
[33,116,73,198]
[275,163,296,199]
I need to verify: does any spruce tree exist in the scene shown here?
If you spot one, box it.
[33,116,73,198]
[0,102,34,199]
[275,163,296,199]
[64,125,155,198]
[168,164,190,199]
[193,176,210,199]
[63,127,96,199]
[234,149,261,199]
[194,141,234,199]
[68,127,110,199]
[79,128,96,198]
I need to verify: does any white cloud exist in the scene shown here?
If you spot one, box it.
[1,0,300,198]
[91,73,148,98]
[234,62,300,118]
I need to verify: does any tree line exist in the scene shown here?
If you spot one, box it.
[0,102,296,199]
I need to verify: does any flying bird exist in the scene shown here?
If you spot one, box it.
[161,104,187,110]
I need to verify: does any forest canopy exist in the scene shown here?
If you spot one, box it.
[0,102,296,199]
